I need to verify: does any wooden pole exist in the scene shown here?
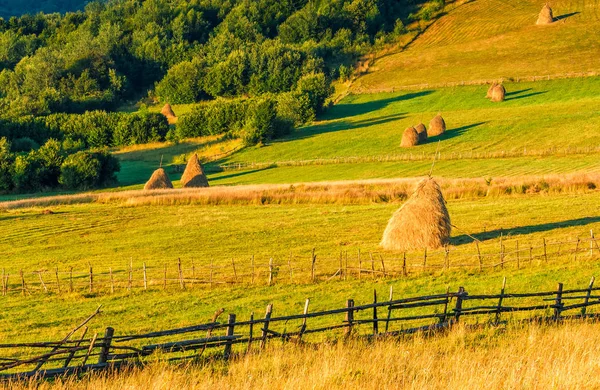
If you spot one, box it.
[143,263,147,291]
[495,277,506,324]
[311,248,316,283]
[55,267,60,294]
[581,276,595,317]
[209,259,213,289]
[440,286,450,324]
[223,314,236,360]
[38,271,48,293]
[178,258,185,290]
[369,253,375,279]
[20,270,25,296]
[344,299,354,337]
[454,287,465,323]
[344,251,348,281]
[339,251,343,280]
[298,298,310,342]
[109,268,114,294]
[358,249,362,280]
[385,286,393,333]
[591,230,595,257]
[554,282,563,320]
[69,267,73,293]
[444,245,449,270]
[97,327,114,364]
[89,266,93,293]
[529,245,533,264]
[380,255,386,278]
[260,304,273,349]
[268,258,274,286]
[423,248,427,271]
[246,312,254,353]
[1,268,5,296]
[543,238,548,262]
[81,333,98,367]
[372,290,378,335]
[574,238,580,261]
[191,259,195,287]
[476,242,482,271]
[402,252,407,277]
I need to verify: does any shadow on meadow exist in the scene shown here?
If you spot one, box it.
[451,216,600,245]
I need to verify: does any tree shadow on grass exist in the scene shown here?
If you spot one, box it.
[323,90,434,120]
[450,216,600,245]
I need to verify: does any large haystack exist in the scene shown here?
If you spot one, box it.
[144,168,173,190]
[428,114,446,137]
[181,154,209,188]
[536,3,554,25]
[380,177,451,251]
[414,123,428,143]
[161,103,176,118]
[401,127,419,147]
[486,82,498,98]
[490,84,506,102]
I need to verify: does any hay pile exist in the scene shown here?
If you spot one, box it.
[401,127,419,147]
[380,177,451,251]
[144,168,173,190]
[161,103,176,118]
[181,154,209,188]
[414,123,428,142]
[486,82,498,98]
[491,84,506,102]
[536,3,554,25]
[428,114,446,137]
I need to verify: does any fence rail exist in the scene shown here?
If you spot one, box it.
[2,232,598,297]
[2,275,600,380]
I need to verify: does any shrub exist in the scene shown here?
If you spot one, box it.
[11,137,39,152]
[0,137,14,192]
[59,149,120,190]
[295,72,333,117]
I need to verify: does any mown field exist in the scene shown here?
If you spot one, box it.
[352,0,600,91]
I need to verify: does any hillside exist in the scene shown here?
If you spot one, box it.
[0,0,88,19]
[352,0,600,91]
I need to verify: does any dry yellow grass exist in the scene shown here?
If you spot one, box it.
[1,173,598,210]
[8,320,600,389]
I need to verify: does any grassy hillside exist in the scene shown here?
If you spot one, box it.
[352,0,600,91]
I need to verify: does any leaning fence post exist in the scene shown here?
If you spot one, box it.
[380,255,386,278]
[260,304,273,349]
[298,298,310,342]
[554,282,564,320]
[495,277,506,324]
[98,327,114,364]
[223,314,236,360]
[345,299,355,337]
[454,287,465,323]
[476,242,482,271]
[311,248,316,283]
[373,290,378,335]
[581,276,595,317]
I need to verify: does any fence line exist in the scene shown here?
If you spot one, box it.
[2,232,598,297]
[2,275,600,379]
[208,145,600,172]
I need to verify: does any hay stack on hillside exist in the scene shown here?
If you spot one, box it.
[428,114,446,137]
[536,3,554,25]
[414,123,428,142]
[401,127,419,147]
[161,103,176,118]
[380,177,451,251]
[144,168,173,190]
[490,84,506,102]
[486,82,498,98]
[181,154,209,188]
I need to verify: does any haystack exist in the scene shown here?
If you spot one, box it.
[401,127,419,147]
[536,3,554,25]
[181,153,209,188]
[486,82,498,98]
[490,84,506,102]
[144,168,173,190]
[414,123,428,143]
[161,103,176,118]
[380,177,451,251]
[428,114,446,137]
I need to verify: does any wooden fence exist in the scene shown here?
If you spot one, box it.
[2,276,600,380]
[2,232,599,297]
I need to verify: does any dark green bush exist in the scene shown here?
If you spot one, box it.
[59,149,120,190]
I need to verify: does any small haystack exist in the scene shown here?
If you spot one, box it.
[536,3,554,25]
[428,114,446,137]
[414,123,428,143]
[181,154,209,188]
[401,127,419,147]
[161,103,176,119]
[486,82,498,98]
[144,168,173,190]
[380,177,451,251]
[490,84,506,102]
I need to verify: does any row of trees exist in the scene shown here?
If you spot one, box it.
[0,137,120,192]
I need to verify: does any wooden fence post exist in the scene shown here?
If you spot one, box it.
[311,248,316,283]
[529,245,533,264]
[260,304,273,349]
[38,271,48,293]
[344,251,348,281]
[55,267,61,294]
[454,287,465,323]
[298,298,310,342]
[423,248,427,271]
[402,252,407,277]
[246,312,254,353]
[69,267,73,293]
[19,270,25,296]
[380,255,386,278]
[98,327,114,364]
[191,259,195,287]
[223,314,236,360]
[339,251,343,280]
[128,259,133,291]
[143,263,147,291]
[385,286,393,332]
[268,258,274,286]
[163,264,167,290]
[581,276,595,317]
[288,253,294,283]
[209,259,213,289]
[591,230,595,257]
[1,269,5,296]
[495,277,506,324]
[574,238,580,261]
[231,258,238,283]
[358,249,362,280]
[476,242,482,271]
[543,238,548,262]
[499,234,504,269]
[516,241,520,270]
[109,268,114,294]
[89,266,93,293]
[177,258,185,290]
[444,245,450,270]
[554,283,564,320]
[440,286,450,324]
[372,290,378,335]
[369,253,375,279]
[344,299,354,337]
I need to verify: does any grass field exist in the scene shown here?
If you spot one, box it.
[352,0,600,91]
